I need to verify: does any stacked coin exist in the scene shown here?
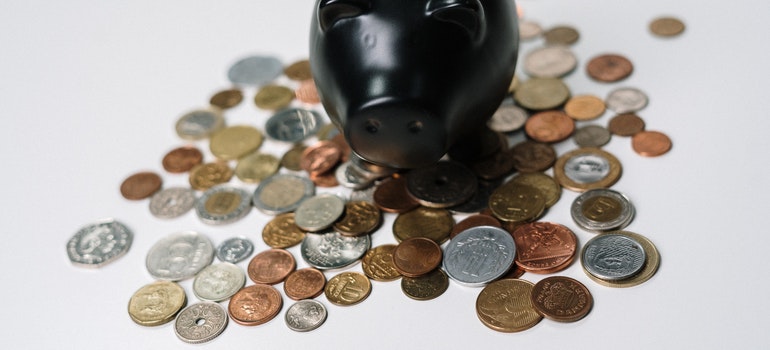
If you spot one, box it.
[580,231,660,288]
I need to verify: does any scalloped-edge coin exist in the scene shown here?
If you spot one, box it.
[67,218,132,268]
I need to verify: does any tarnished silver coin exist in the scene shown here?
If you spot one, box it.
[146,231,214,281]
[523,45,578,78]
[294,193,346,232]
[67,218,132,268]
[406,160,477,208]
[227,55,283,86]
[301,230,371,270]
[285,299,328,332]
[149,187,197,219]
[443,226,516,287]
[192,263,246,302]
[175,108,225,140]
[253,173,315,215]
[174,302,228,344]
[216,237,254,263]
[195,185,252,225]
[573,124,612,148]
[572,189,635,232]
[487,104,528,133]
[581,233,646,281]
[605,87,649,114]
[265,108,323,143]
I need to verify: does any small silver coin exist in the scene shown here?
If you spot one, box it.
[174,302,228,344]
[227,55,283,86]
[175,108,225,140]
[443,226,516,287]
[571,189,635,232]
[285,299,328,332]
[146,231,215,281]
[523,45,578,78]
[301,230,371,270]
[265,108,323,143]
[294,193,346,232]
[67,218,132,268]
[605,87,649,114]
[406,160,477,208]
[216,237,254,263]
[149,187,196,219]
[195,185,252,225]
[573,124,612,148]
[487,104,528,133]
[192,263,246,302]
[581,233,646,281]
[564,153,612,184]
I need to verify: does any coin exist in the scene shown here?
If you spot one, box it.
[228,284,283,326]
[293,193,345,232]
[553,147,622,192]
[174,302,228,344]
[195,185,252,225]
[149,187,197,219]
[632,130,672,157]
[564,95,606,121]
[300,140,342,176]
[511,222,577,274]
[650,16,685,37]
[581,233,646,281]
[406,160,477,208]
[392,237,442,278]
[285,299,328,332]
[333,200,381,236]
[373,176,420,213]
[283,267,326,300]
[509,140,556,173]
[392,206,454,244]
[543,25,580,45]
[361,244,401,281]
[189,162,233,191]
[127,281,186,326]
[252,173,315,215]
[443,226,516,286]
[526,110,575,143]
[145,231,214,281]
[518,20,542,40]
[254,84,295,110]
[67,218,132,268]
[265,108,323,143]
[476,279,542,332]
[605,87,649,114]
[487,103,528,133]
[227,55,283,86]
[280,144,307,171]
[192,263,246,302]
[234,152,280,183]
[325,271,372,306]
[209,125,264,160]
[523,45,577,78]
[247,248,296,285]
[571,188,635,232]
[209,88,243,109]
[608,113,646,136]
[514,77,570,111]
[295,80,321,105]
[584,231,660,288]
[162,146,203,173]
[401,268,449,301]
[573,124,612,148]
[586,54,634,82]
[284,59,312,81]
[215,237,254,263]
[508,172,561,208]
[262,213,306,249]
[450,214,501,239]
[488,184,545,223]
[530,276,592,322]
[175,108,225,140]
[120,171,162,200]
[301,230,371,270]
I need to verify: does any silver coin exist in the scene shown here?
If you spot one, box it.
[406,160,477,208]
[174,302,228,344]
[146,231,215,281]
[192,263,246,302]
[301,230,371,270]
[487,104,528,133]
[335,160,377,190]
[523,45,577,78]
[195,185,252,225]
[294,193,346,232]
[227,55,283,86]
[66,218,132,268]
[519,20,543,40]
[564,153,611,184]
[175,108,225,140]
[285,299,328,332]
[573,124,612,148]
[265,108,323,143]
[571,188,635,232]
[252,173,315,215]
[605,87,649,114]
[581,233,646,281]
[149,187,197,219]
[443,226,516,287]
[216,237,254,263]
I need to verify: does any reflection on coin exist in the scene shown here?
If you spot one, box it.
[254,84,295,110]
[162,146,203,173]
[584,231,660,288]
[632,130,672,157]
[301,230,371,270]
[554,148,622,192]
[294,193,345,232]
[512,222,577,274]
[523,45,577,78]
[285,299,328,332]
[252,174,315,215]
[476,279,542,332]
[406,160,477,208]
[325,271,372,306]
[531,276,592,322]
[209,88,243,109]
[175,108,225,140]
[120,171,162,200]
[514,77,571,110]
[573,124,612,148]
[262,213,306,249]
[195,185,252,225]
[247,248,296,285]
[128,280,186,326]
[571,188,635,232]
[265,108,323,143]
[443,226,516,286]
[581,233,646,281]
[543,25,580,45]
[235,152,280,183]
[227,55,283,86]
[209,125,264,161]
[227,284,283,326]
[67,219,132,268]
[216,237,254,263]
[145,231,214,281]
[284,267,326,300]
[392,207,454,244]
[174,302,228,344]
[149,187,196,219]
[401,269,449,301]
[192,263,246,302]
[586,54,634,82]
[189,162,233,191]
[362,244,401,281]
[605,87,649,114]
[650,16,685,37]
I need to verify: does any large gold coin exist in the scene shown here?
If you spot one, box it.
[476,279,542,332]
[254,84,295,110]
[209,125,264,160]
[361,244,401,281]
[235,152,280,183]
[583,231,660,288]
[392,207,454,244]
[324,272,372,306]
[261,213,306,249]
[127,281,187,326]
[553,147,622,192]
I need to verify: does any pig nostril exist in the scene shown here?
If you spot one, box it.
[365,119,380,134]
[408,120,423,134]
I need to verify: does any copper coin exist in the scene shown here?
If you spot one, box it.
[512,222,577,274]
[162,146,203,173]
[295,80,321,105]
[333,200,381,237]
[632,130,672,157]
[228,284,283,326]
[401,268,449,301]
[608,113,646,136]
[531,276,593,322]
[309,170,339,188]
[450,214,501,239]
[586,54,634,82]
[120,171,162,200]
[373,176,420,213]
[209,88,243,109]
[300,140,342,176]
[525,110,575,143]
[509,140,556,173]
[564,95,606,121]
[247,249,296,285]
[391,237,443,278]
[283,267,326,301]
[650,16,685,37]
[284,59,312,81]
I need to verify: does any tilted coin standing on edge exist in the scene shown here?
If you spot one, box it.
[146,231,214,281]
[583,231,660,288]
[67,218,133,268]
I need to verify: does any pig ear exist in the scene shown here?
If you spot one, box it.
[427,0,484,39]
[318,0,371,31]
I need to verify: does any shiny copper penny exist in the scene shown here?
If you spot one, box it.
[373,176,420,213]
[361,244,402,281]
[162,146,203,173]
[632,130,672,157]
[209,88,243,109]
[120,171,162,200]
[247,249,296,285]
[392,237,443,278]
[284,59,312,81]
[608,113,646,136]
[525,110,575,143]
[228,284,283,326]
[509,140,556,173]
[531,276,593,322]
[512,222,577,274]
[334,200,381,236]
[283,267,326,301]
[309,170,339,188]
[295,80,321,105]
[450,214,501,239]
[300,140,342,176]
[586,54,634,82]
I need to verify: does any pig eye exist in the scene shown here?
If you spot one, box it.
[427,0,483,39]
[318,0,371,31]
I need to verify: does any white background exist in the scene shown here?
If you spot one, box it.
[2,0,768,349]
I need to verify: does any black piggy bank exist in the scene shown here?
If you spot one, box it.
[310,0,519,169]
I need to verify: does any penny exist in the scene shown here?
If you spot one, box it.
[324,271,372,306]
[543,25,580,45]
[406,160,477,208]
[530,276,593,322]
[284,59,312,81]
[518,20,542,41]
[553,147,622,192]
[514,77,570,111]
[247,248,296,285]
[608,113,646,136]
[523,45,577,78]
[262,213,306,249]
[228,284,283,326]
[67,219,133,268]
[174,302,228,344]
[373,176,420,213]
[508,172,561,208]
[392,206,454,244]
[227,55,283,86]
[564,95,606,121]
[309,170,339,187]
[573,124,612,148]
[280,144,307,171]
[120,171,162,200]
[443,226,516,286]
[301,230,371,270]
[149,187,197,219]
[392,237,442,278]
[401,269,449,301]
[333,200,381,236]
[476,279,542,332]
[195,185,252,225]
[295,80,321,105]
[175,108,225,141]
[209,88,243,109]
[294,193,345,232]
[128,280,186,327]
[145,231,214,281]
[450,214,501,239]
[254,84,295,110]
[209,125,264,161]
[188,162,233,191]
[584,231,660,288]
[265,108,323,143]
[581,233,646,281]
[632,130,672,157]
[512,222,577,274]
[586,54,634,82]
[650,16,686,37]
[525,110,575,143]
[487,103,528,133]
[605,87,649,114]
[571,188,635,232]
[162,146,203,173]
[285,299,328,332]
[361,244,401,281]
[509,140,556,173]
[283,267,326,301]
[192,262,246,302]
[252,173,315,215]
[300,140,342,176]
[215,237,254,263]
[488,183,545,224]
[234,152,280,183]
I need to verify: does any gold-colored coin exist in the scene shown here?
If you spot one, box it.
[508,74,521,93]
[564,94,606,121]
[649,16,685,37]
[209,88,243,109]
[392,207,454,244]
[476,279,542,332]
[553,147,622,192]
[280,144,307,171]
[204,191,242,215]
[324,272,372,306]
[209,125,264,160]
[334,200,381,236]
[583,231,660,288]
[513,77,571,111]
[362,244,401,281]
[488,184,545,223]
[189,162,233,191]
[401,268,449,301]
[235,152,280,183]
[127,281,187,327]
[508,172,561,208]
[262,213,306,249]
[254,84,295,110]
[283,59,312,81]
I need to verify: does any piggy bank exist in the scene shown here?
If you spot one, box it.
[310,0,519,169]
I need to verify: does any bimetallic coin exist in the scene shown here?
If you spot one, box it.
[301,230,371,270]
[476,279,542,332]
[227,55,283,86]
[175,108,225,140]
[554,147,622,192]
[209,125,264,161]
[362,244,401,281]
[235,152,280,183]
[514,77,571,111]
[195,185,252,225]
[401,269,449,301]
[523,45,577,78]
[512,222,577,274]
[192,263,246,302]
[252,173,315,215]
[254,84,295,110]
[443,226,516,287]
[67,219,132,268]
[605,87,649,114]
[228,284,283,326]
[571,188,635,232]
[149,187,196,219]
[324,272,372,306]
[584,231,660,288]
[392,207,454,244]
[128,281,186,327]
[284,267,327,300]
[294,193,345,232]
[573,124,612,148]
[265,108,323,143]
[215,237,254,263]
[285,299,328,332]
[487,104,528,133]
[531,276,593,322]
[581,233,646,281]
[146,231,214,281]
[174,302,228,344]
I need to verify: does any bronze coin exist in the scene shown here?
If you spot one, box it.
[525,110,575,143]
[333,200,381,237]
[632,130,672,157]
[261,213,306,249]
[120,171,162,200]
[373,176,420,213]
[564,95,606,121]
[450,214,501,239]
[531,276,593,322]
[300,140,342,176]
[247,249,296,285]
[512,222,577,274]
[586,54,634,82]
[650,16,685,37]
[608,113,646,136]
[188,162,233,191]
[228,284,283,326]
[309,170,339,188]
[280,144,307,171]
[284,59,312,81]
[162,146,203,173]
[476,279,542,332]
[509,140,556,173]
[209,88,243,109]
[283,267,326,301]
[392,237,443,278]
